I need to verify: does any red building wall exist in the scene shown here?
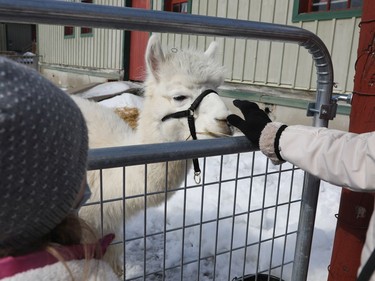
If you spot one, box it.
[328,1,375,280]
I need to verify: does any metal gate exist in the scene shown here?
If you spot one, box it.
[88,138,304,280]
[0,1,335,280]
[0,53,39,71]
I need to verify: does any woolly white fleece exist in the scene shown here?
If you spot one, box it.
[259,122,286,165]
[3,259,120,281]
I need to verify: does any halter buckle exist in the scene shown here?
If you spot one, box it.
[194,171,201,184]
[188,108,194,117]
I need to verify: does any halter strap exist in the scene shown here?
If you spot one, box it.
[161,89,218,184]
[162,89,217,122]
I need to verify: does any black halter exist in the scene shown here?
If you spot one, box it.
[161,89,218,184]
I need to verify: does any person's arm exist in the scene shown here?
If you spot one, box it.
[260,123,375,191]
[228,100,375,191]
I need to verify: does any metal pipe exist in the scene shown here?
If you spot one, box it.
[0,0,333,117]
[0,1,334,279]
[0,0,329,44]
[88,136,254,170]
[0,0,333,116]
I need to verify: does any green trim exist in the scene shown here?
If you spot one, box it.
[187,0,192,14]
[292,0,362,22]
[41,63,123,80]
[219,88,351,116]
[80,33,93,38]
[80,29,94,38]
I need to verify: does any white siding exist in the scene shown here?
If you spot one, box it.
[38,0,124,71]
[152,0,359,94]
[37,0,359,93]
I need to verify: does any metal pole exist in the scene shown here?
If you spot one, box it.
[88,136,254,170]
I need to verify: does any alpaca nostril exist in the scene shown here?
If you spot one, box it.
[215,118,227,123]
[217,118,231,128]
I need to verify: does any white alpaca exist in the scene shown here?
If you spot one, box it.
[72,35,232,275]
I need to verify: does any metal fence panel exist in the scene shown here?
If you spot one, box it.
[1,54,39,71]
[88,141,304,280]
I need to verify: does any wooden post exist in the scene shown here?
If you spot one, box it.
[328,1,375,280]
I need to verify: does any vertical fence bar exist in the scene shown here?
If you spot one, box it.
[180,159,189,280]
[122,166,127,276]
[242,152,256,278]
[292,173,322,280]
[163,161,168,279]
[228,154,241,278]
[280,166,296,280]
[143,164,148,280]
[213,155,224,279]
[197,157,207,281]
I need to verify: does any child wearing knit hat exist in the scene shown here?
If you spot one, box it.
[0,57,119,280]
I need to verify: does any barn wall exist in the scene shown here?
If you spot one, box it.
[37,0,358,99]
[38,0,124,74]
[152,0,359,94]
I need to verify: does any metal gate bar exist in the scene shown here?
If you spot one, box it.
[0,0,333,127]
[88,140,304,280]
[0,1,335,280]
[88,137,254,169]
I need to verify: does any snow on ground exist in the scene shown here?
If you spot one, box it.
[99,92,144,110]
[120,154,340,281]
[76,81,141,100]
[84,83,341,280]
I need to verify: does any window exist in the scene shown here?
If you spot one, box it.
[81,26,93,35]
[64,26,74,38]
[164,0,190,13]
[80,0,93,36]
[293,0,362,22]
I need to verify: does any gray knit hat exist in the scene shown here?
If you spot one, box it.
[0,57,88,250]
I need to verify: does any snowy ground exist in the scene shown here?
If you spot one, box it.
[119,155,340,281]
[82,82,341,280]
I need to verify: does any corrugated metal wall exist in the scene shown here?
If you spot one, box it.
[37,0,359,93]
[152,0,359,93]
[38,0,124,71]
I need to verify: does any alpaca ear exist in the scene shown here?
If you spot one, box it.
[204,41,218,59]
[145,34,165,81]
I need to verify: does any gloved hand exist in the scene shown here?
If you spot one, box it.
[227,100,271,147]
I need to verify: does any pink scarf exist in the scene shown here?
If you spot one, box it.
[0,233,115,279]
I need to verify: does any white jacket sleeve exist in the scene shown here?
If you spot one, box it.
[260,123,375,191]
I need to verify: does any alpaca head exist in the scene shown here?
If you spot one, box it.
[140,35,232,143]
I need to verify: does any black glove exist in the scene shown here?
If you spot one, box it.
[227,100,271,147]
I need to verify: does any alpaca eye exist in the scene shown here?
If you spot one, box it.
[173,95,187,102]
